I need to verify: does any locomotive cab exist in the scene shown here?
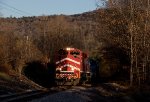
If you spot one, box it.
[55,47,90,85]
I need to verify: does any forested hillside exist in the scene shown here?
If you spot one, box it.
[0,12,126,78]
[0,0,150,86]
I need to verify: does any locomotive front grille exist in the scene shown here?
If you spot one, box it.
[56,71,76,80]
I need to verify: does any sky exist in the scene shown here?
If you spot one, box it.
[0,0,101,18]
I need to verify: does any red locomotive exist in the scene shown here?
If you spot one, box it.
[55,47,91,85]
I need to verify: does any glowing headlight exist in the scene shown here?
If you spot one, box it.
[71,68,74,71]
[66,48,70,51]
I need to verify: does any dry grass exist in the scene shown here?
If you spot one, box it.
[0,72,11,81]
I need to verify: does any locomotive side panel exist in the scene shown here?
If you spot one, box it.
[79,52,91,84]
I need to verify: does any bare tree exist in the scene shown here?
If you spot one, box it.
[96,0,150,86]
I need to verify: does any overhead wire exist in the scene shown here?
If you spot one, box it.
[0,5,24,16]
[0,1,33,16]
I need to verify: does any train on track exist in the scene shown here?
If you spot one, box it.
[55,47,91,85]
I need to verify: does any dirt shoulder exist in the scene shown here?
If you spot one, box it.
[0,71,46,94]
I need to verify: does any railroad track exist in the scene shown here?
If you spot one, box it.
[0,86,74,102]
[0,89,57,102]
[0,85,89,102]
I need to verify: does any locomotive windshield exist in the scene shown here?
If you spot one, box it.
[70,51,80,58]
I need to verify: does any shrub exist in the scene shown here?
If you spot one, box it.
[0,63,12,74]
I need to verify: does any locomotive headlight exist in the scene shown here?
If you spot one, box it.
[66,48,70,51]
[71,68,74,71]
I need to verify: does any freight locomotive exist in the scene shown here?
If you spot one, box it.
[55,47,91,85]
